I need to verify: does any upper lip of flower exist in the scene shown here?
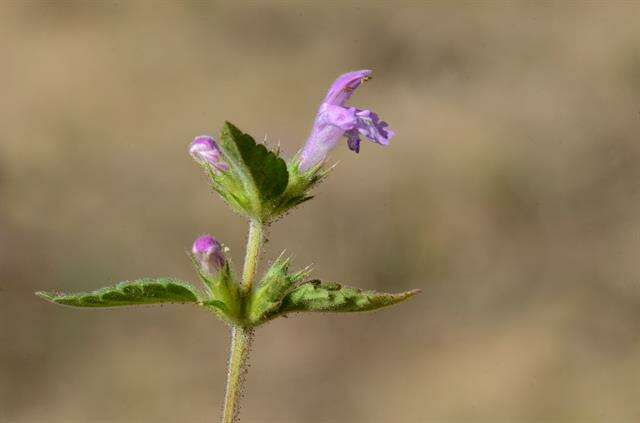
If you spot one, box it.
[323,69,373,106]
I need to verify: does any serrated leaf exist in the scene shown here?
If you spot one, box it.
[275,280,420,316]
[219,122,288,208]
[36,278,199,308]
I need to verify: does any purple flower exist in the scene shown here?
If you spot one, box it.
[192,234,225,274]
[298,70,394,171]
[189,135,228,173]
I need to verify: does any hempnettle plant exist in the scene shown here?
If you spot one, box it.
[37,70,420,423]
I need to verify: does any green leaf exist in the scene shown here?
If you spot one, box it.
[200,299,228,313]
[219,122,288,217]
[275,280,420,316]
[247,253,310,325]
[36,278,200,308]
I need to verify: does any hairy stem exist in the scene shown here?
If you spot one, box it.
[221,219,263,423]
[221,326,253,423]
[241,219,263,294]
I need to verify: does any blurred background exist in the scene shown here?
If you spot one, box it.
[2,1,640,422]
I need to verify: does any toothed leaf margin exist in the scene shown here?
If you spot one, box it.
[36,278,200,308]
[264,280,420,322]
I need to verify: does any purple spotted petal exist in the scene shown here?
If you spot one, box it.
[189,135,228,173]
[192,234,225,274]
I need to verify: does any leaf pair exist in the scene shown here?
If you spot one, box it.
[37,254,419,328]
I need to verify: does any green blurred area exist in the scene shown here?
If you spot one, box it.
[2,1,640,422]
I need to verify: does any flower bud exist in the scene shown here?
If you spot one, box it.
[189,135,228,173]
[192,234,225,274]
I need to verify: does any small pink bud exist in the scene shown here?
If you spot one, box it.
[189,135,228,173]
[192,234,225,274]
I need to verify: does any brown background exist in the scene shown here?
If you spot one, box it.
[2,1,640,422]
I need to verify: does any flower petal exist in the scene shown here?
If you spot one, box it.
[323,69,372,106]
[354,109,394,146]
[319,104,357,130]
[345,129,361,153]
